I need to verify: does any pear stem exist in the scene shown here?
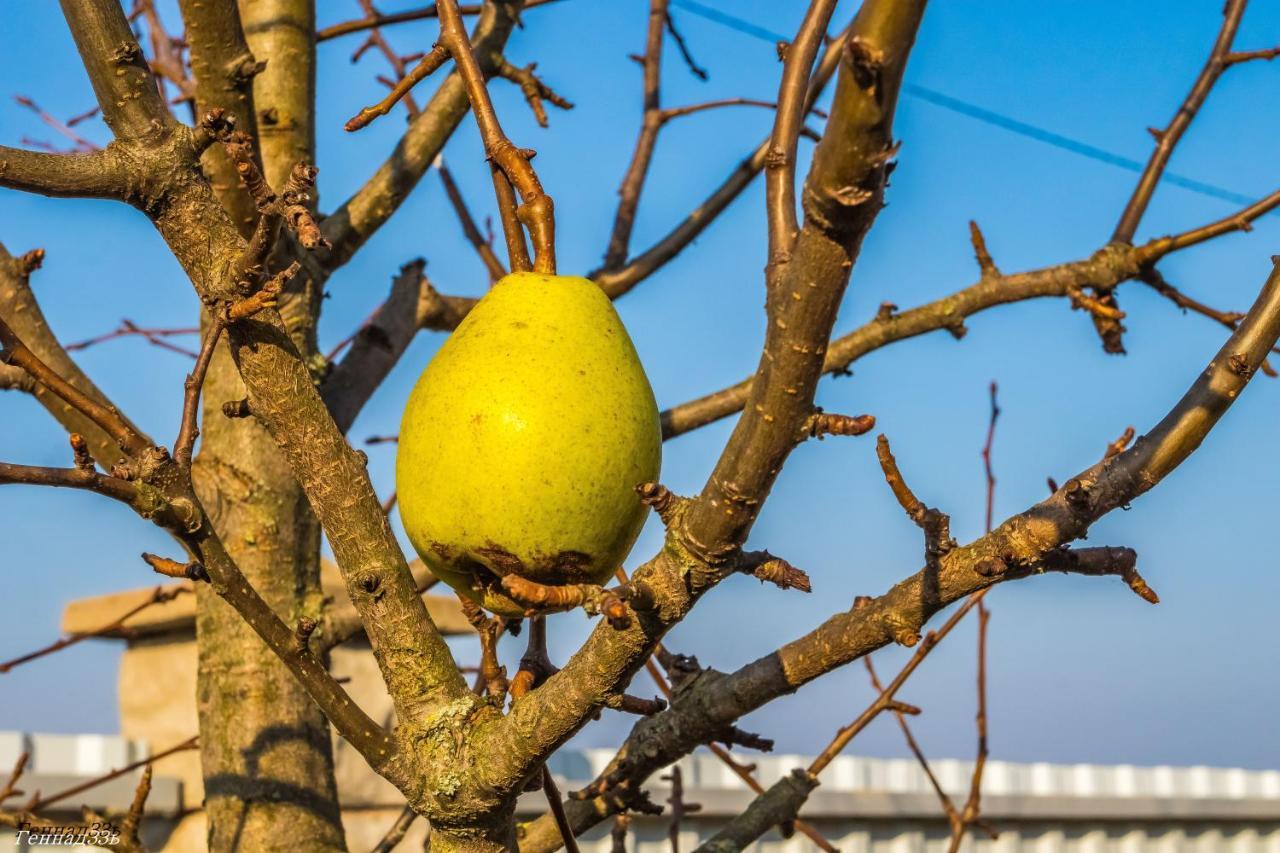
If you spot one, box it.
[435,0,557,273]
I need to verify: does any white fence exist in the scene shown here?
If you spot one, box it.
[2,734,1278,851]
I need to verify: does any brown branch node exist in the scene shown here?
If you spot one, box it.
[281,162,329,249]
[227,262,299,322]
[604,693,667,716]
[739,550,811,593]
[635,481,686,528]
[500,575,634,629]
[969,220,999,278]
[875,435,955,566]
[294,617,318,652]
[141,552,210,583]
[803,410,875,440]
[493,57,574,128]
[1104,426,1136,459]
[69,433,94,472]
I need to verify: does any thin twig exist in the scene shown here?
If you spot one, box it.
[28,736,198,811]
[1113,0,1253,243]
[602,0,672,271]
[371,804,418,852]
[875,435,954,571]
[660,187,1280,439]
[13,95,99,153]
[982,381,1000,534]
[661,765,700,853]
[346,45,449,131]
[317,0,563,42]
[948,602,994,851]
[621,576,839,852]
[174,314,226,467]
[543,768,581,853]
[592,17,853,296]
[807,593,983,777]
[351,0,429,120]
[438,156,507,281]
[949,383,1003,848]
[65,320,200,358]
[0,585,191,673]
[864,657,960,822]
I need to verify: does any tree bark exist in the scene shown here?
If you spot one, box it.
[189,1,345,849]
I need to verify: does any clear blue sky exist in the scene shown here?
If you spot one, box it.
[2,0,1279,772]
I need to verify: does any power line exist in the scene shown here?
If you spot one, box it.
[668,0,1255,206]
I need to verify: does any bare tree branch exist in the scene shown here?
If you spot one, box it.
[661,188,1280,438]
[316,0,563,42]
[0,146,129,198]
[0,585,191,674]
[321,259,472,432]
[592,17,853,298]
[320,1,524,271]
[177,0,264,233]
[522,248,1280,848]
[764,0,837,281]
[1112,0,1253,243]
[433,0,556,271]
[0,315,395,768]
[59,0,175,140]
[471,0,927,812]
[601,0,674,272]
[0,244,150,465]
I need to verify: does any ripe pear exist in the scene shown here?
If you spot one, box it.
[396,271,662,617]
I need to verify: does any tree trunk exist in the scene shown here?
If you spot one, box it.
[193,370,343,850]
[429,813,518,853]
[192,1,344,849]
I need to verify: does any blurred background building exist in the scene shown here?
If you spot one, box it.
[1,578,1277,851]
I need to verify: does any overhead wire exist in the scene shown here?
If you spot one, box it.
[669,0,1255,206]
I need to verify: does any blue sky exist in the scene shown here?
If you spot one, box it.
[2,0,1279,772]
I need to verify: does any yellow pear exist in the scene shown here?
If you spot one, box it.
[396,271,662,616]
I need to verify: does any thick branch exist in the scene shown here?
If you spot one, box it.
[680,0,925,562]
[178,0,263,234]
[0,244,149,465]
[0,146,129,198]
[321,259,473,431]
[59,0,173,140]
